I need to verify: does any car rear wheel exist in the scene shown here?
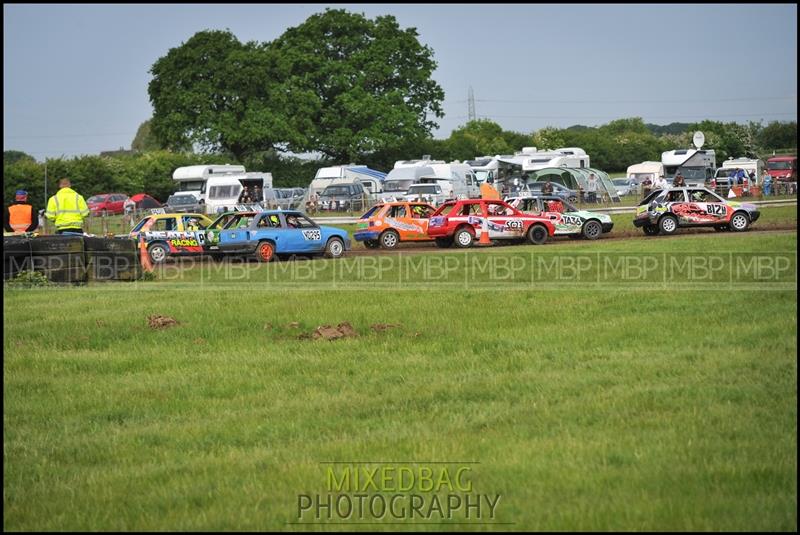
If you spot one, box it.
[255,241,275,263]
[527,224,548,245]
[729,212,750,232]
[324,237,345,259]
[659,215,678,235]
[434,237,454,248]
[454,227,474,248]
[643,225,659,236]
[148,242,169,264]
[380,230,400,249]
[582,220,602,240]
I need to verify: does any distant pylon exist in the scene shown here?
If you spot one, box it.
[468,86,476,122]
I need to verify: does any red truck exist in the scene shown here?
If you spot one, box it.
[427,198,555,248]
[767,155,797,182]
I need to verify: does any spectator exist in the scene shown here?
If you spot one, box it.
[586,173,598,203]
[542,179,554,195]
[762,170,772,197]
[672,171,686,187]
[45,178,89,234]
[4,189,38,234]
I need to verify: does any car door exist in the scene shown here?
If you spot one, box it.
[686,189,729,226]
[286,214,324,252]
[484,201,524,239]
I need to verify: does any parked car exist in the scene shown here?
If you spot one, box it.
[633,187,760,235]
[319,183,368,212]
[506,195,613,240]
[165,193,203,213]
[87,193,129,215]
[354,201,437,249]
[427,198,555,248]
[215,210,351,261]
[611,178,636,197]
[403,183,446,205]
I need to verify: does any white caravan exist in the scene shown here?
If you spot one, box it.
[172,164,246,199]
[404,162,480,205]
[716,157,765,186]
[626,161,665,192]
[200,172,274,215]
[518,147,590,172]
[307,165,387,197]
[661,148,717,187]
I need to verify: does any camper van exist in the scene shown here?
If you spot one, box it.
[200,172,274,214]
[405,162,480,205]
[383,165,436,199]
[661,149,716,187]
[172,164,246,199]
[308,165,387,197]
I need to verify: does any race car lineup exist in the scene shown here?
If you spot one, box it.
[130,188,761,263]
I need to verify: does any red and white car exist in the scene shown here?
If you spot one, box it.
[427,199,556,248]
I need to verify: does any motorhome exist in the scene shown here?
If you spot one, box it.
[466,155,527,184]
[172,164,246,199]
[661,148,716,187]
[200,171,274,215]
[383,165,436,199]
[307,165,387,197]
[409,162,480,205]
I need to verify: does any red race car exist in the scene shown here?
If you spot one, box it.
[427,198,555,248]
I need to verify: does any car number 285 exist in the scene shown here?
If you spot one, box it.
[302,229,322,241]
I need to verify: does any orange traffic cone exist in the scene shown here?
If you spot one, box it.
[139,234,154,272]
[479,217,491,246]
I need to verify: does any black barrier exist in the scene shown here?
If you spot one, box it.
[4,235,142,284]
[83,237,142,281]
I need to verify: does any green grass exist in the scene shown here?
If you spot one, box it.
[3,232,797,531]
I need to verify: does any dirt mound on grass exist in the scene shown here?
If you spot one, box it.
[147,314,179,329]
[311,322,358,340]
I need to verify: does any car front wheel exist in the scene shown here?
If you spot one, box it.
[582,220,602,240]
[729,212,750,232]
[659,215,678,235]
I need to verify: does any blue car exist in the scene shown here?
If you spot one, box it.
[213,210,351,262]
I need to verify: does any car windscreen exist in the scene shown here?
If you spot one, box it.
[715,169,735,177]
[639,190,664,206]
[167,195,196,204]
[360,205,383,219]
[408,185,441,194]
[322,186,350,196]
[768,161,793,170]
[87,195,107,203]
[383,179,414,192]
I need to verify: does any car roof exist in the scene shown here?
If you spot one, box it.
[150,212,210,220]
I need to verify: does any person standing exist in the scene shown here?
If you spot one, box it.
[45,178,89,234]
[762,169,772,197]
[672,171,686,187]
[4,190,38,234]
[586,173,598,203]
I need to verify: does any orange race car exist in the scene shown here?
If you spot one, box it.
[354,201,436,249]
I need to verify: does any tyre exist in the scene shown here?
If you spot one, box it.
[434,237,453,248]
[380,230,400,249]
[148,242,169,264]
[363,240,380,249]
[729,212,750,232]
[643,225,659,236]
[527,224,548,245]
[453,227,475,248]
[658,215,678,235]
[255,241,275,263]
[582,220,602,240]
[324,237,345,259]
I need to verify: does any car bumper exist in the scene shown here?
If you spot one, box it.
[602,222,614,233]
[353,230,380,242]
[749,210,760,223]
[632,217,652,228]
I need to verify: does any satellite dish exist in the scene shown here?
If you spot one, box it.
[693,131,705,149]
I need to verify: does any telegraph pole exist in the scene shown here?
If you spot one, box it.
[468,86,476,122]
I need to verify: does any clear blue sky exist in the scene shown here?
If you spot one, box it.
[3,3,797,160]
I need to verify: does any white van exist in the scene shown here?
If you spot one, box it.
[406,163,480,205]
[200,172,274,214]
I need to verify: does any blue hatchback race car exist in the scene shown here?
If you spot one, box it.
[212,210,351,262]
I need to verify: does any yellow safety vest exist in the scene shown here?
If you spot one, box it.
[45,187,90,230]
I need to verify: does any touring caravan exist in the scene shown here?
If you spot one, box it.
[518,147,590,172]
[308,165,387,197]
[172,164,246,199]
[626,161,665,193]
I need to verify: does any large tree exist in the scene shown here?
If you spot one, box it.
[268,9,445,162]
[148,30,284,160]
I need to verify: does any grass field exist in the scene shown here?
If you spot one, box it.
[3,231,797,530]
